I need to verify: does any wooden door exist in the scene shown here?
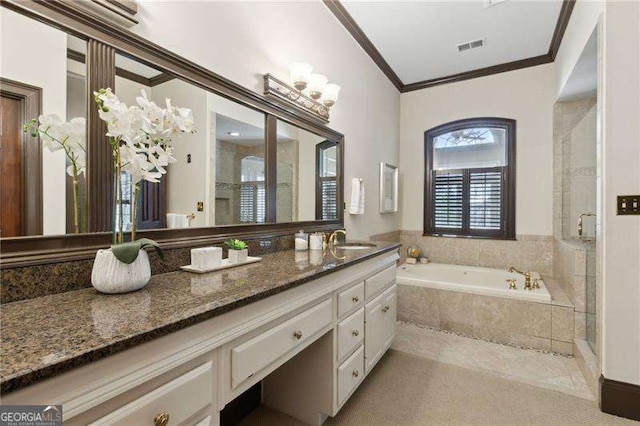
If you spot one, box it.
[0,78,42,236]
[0,95,24,237]
[136,179,166,230]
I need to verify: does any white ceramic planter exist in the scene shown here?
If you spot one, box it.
[228,248,248,264]
[91,248,151,294]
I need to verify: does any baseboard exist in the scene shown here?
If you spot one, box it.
[600,375,640,421]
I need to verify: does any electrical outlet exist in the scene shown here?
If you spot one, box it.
[617,195,640,215]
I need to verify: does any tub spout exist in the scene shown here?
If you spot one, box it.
[508,266,533,290]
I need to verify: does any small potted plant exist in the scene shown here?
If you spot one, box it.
[226,239,248,264]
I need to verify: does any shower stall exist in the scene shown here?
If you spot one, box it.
[553,27,600,393]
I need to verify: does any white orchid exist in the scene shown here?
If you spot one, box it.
[24,114,88,233]
[26,114,87,177]
[93,87,195,243]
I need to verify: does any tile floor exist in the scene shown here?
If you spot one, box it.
[392,321,594,400]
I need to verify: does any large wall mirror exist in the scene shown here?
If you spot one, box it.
[0,1,344,267]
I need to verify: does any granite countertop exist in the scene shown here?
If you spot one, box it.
[0,241,400,394]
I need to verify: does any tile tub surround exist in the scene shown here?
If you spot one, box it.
[398,231,554,277]
[1,234,300,304]
[0,242,400,394]
[397,284,575,355]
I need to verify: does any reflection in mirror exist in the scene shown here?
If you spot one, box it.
[214,113,266,225]
[113,53,266,230]
[276,120,338,222]
[0,8,87,237]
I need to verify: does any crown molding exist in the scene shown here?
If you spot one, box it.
[323,0,575,93]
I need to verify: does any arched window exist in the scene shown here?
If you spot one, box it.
[424,118,516,239]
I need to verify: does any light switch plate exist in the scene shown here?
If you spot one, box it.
[617,195,640,215]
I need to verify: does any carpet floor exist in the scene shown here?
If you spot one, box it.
[241,349,637,425]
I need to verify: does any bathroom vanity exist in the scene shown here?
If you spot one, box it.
[1,243,399,425]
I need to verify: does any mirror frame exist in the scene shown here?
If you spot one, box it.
[0,0,345,268]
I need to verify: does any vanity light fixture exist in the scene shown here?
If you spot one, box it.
[263,63,340,124]
[227,131,241,137]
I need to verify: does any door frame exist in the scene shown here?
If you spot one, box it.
[0,77,43,235]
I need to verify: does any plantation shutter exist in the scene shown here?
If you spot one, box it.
[469,169,503,231]
[239,182,265,223]
[433,171,463,230]
[320,177,337,220]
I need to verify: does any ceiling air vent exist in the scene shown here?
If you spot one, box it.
[457,38,486,52]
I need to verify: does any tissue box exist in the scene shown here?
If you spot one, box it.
[191,247,222,270]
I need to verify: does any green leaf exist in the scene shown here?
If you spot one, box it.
[111,238,165,264]
[225,238,247,250]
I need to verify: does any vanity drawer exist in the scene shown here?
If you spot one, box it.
[337,345,364,406]
[337,308,364,362]
[365,266,396,300]
[231,299,332,388]
[91,362,213,425]
[337,281,364,317]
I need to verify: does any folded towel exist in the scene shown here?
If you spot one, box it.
[349,178,365,215]
[166,213,189,229]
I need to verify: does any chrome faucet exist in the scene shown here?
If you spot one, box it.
[508,266,533,290]
[329,229,346,246]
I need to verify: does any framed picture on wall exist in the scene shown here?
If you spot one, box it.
[379,162,398,213]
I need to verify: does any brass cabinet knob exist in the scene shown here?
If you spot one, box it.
[382,305,390,313]
[154,412,170,426]
[351,329,359,337]
[352,370,359,378]
[352,296,359,303]
[293,330,303,340]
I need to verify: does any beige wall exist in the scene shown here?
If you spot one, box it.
[399,63,556,236]
[131,1,401,239]
[153,79,209,228]
[599,1,640,386]
[1,8,68,235]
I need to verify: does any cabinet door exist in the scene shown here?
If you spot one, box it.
[364,286,396,373]
[382,286,397,346]
[364,292,385,373]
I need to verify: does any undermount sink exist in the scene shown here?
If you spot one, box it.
[333,242,377,250]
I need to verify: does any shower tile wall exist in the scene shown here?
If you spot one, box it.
[553,98,597,240]
[552,97,599,357]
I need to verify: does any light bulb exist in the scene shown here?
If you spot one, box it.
[307,74,328,100]
[321,83,340,107]
[289,63,313,91]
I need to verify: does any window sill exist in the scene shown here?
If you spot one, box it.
[422,233,517,241]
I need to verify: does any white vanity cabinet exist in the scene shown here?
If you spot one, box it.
[2,250,398,426]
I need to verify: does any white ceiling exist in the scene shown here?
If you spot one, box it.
[341,0,564,84]
[216,114,265,146]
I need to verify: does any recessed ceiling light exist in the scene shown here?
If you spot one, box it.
[228,132,241,137]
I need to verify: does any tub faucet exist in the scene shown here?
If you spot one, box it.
[508,266,533,290]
